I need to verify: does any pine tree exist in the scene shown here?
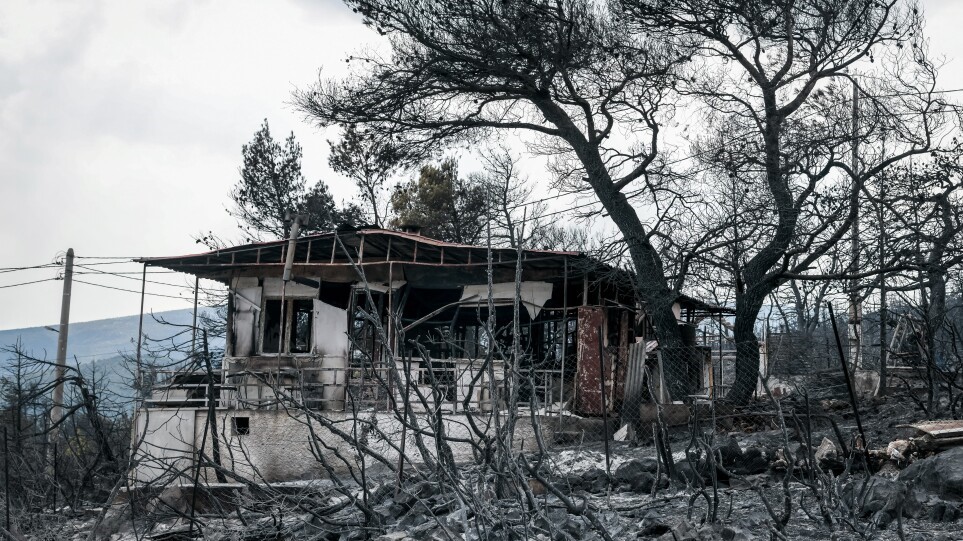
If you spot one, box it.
[229,119,350,240]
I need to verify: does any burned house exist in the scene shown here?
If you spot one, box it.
[132,228,731,483]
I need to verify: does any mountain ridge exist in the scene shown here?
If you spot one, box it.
[0,308,223,365]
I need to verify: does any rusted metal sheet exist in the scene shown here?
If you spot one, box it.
[575,307,606,415]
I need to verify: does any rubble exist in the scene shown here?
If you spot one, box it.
[900,420,963,451]
[887,439,913,461]
[813,437,838,465]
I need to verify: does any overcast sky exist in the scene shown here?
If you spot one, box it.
[2,0,963,331]
[0,0,368,330]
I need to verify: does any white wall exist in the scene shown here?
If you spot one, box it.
[133,408,556,484]
[131,408,197,483]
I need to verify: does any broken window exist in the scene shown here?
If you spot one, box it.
[232,416,250,435]
[349,289,386,366]
[262,298,313,354]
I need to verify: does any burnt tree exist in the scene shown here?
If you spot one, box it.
[296,0,693,386]
[622,0,958,403]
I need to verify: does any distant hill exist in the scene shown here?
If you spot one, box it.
[0,309,225,405]
[0,308,223,364]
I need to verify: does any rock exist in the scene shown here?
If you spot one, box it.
[626,473,668,493]
[637,516,670,537]
[396,509,429,530]
[656,520,697,540]
[843,477,922,527]
[813,437,837,461]
[392,480,442,510]
[900,447,963,500]
[562,473,584,492]
[614,458,659,485]
[431,498,457,516]
[653,520,760,541]
[718,524,756,541]
[443,508,469,533]
[910,535,957,541]
[621,472,656,493]
[581,468,611,493]
[535,507,583,539]
[393,488,417,507]
[372,504,396,525]
[91,504,128,539]
[413,480,440,500]
[927,499,961,522]
[370,484,395,505]
[419,527,452,541]
[504,507,524,522]
[809,437,845,472]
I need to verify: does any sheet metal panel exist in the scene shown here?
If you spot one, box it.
[623,342,648,421]
[575,306,605,415]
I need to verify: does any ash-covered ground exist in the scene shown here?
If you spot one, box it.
[48,398,963,541]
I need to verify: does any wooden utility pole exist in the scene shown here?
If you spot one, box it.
[134,264,146,404]
[191,276,199,356]
[848,81,863,371]
[278,214,306,400]
[50,248,74,444]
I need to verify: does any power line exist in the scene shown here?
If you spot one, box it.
[76,270,178,275]
[74,271,192,289]
[74,264,195,289]
[0,278,59,290]
[0,264,60,274]
[67,260,138,266]
[73,279,191,300]
[74,256,139,260]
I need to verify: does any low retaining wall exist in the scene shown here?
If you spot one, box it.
[132,408,557,484]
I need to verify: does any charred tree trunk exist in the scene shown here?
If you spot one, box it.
[202,330,227,484]
[535,98,687,394]
[729,288,767,405]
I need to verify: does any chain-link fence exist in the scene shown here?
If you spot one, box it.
[114,282,963,540]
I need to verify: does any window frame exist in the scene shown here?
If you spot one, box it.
[232,416,250,436]
[259,297,314,355]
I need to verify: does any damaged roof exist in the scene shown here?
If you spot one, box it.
[137,228,733,315]
[136,228,616,288]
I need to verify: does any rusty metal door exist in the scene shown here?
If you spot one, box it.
[575,306,606,415]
